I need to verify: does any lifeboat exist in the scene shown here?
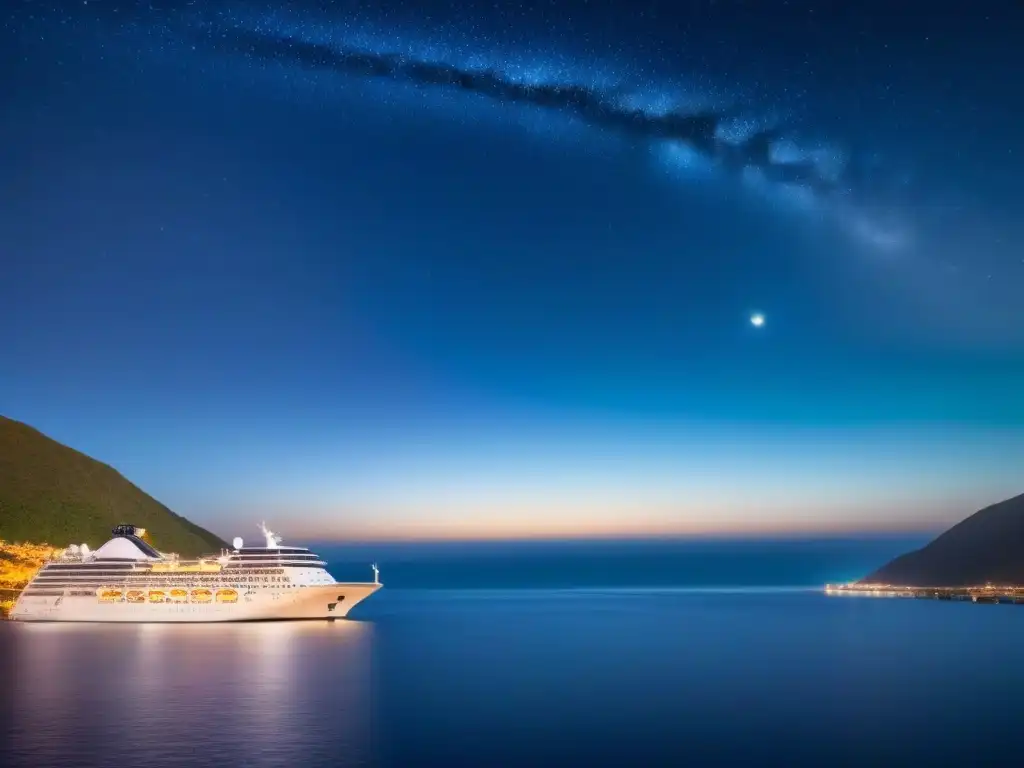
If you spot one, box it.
[169,588,188,603]
[215,588,239,604]
[148,590,167,603]
[126,590,146,604]
[190,588,213,603]
[97,588,123,602]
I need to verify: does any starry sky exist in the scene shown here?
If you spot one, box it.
[3,0,1024,541]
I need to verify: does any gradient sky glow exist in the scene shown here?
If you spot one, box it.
[3,1,1023,541]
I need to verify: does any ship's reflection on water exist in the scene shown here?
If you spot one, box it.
[6,621,375,767]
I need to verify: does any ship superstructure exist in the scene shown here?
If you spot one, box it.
[10,523,380,622]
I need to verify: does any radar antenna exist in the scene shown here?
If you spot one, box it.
[259,522,282,548]
[372,563,380,584]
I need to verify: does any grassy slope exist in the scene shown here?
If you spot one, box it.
[0,415,225,557]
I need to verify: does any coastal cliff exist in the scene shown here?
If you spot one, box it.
[861,492,1024,586]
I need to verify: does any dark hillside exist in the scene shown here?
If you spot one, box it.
[861,493,1024,586]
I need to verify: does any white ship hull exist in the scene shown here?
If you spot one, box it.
[10,583,381,623]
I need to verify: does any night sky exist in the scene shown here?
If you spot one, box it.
[3,1,1023,540]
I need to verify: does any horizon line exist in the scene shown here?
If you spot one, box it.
[239,527,940,546]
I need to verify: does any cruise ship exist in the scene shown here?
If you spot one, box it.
[9,523,381,622]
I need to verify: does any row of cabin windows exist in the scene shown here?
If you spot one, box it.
[237,548,311,555]
[34,569,325,582]
[24,584,309,595]
[38,570,146,578]
[41,562,322,574]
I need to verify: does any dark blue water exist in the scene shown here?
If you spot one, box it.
[6,537,1024,767]
[317,535,924,589]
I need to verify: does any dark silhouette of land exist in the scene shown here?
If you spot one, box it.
[0,415,225,556]
[862,492,1024,586]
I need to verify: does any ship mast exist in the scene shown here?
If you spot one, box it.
[258,522,282,548]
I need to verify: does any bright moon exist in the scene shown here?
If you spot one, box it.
[750,313,765,327]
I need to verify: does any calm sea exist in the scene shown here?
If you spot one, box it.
[5,536,1024,767]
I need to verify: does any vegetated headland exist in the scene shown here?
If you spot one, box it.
[826,492,1024,604]
[0,414,225,617]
